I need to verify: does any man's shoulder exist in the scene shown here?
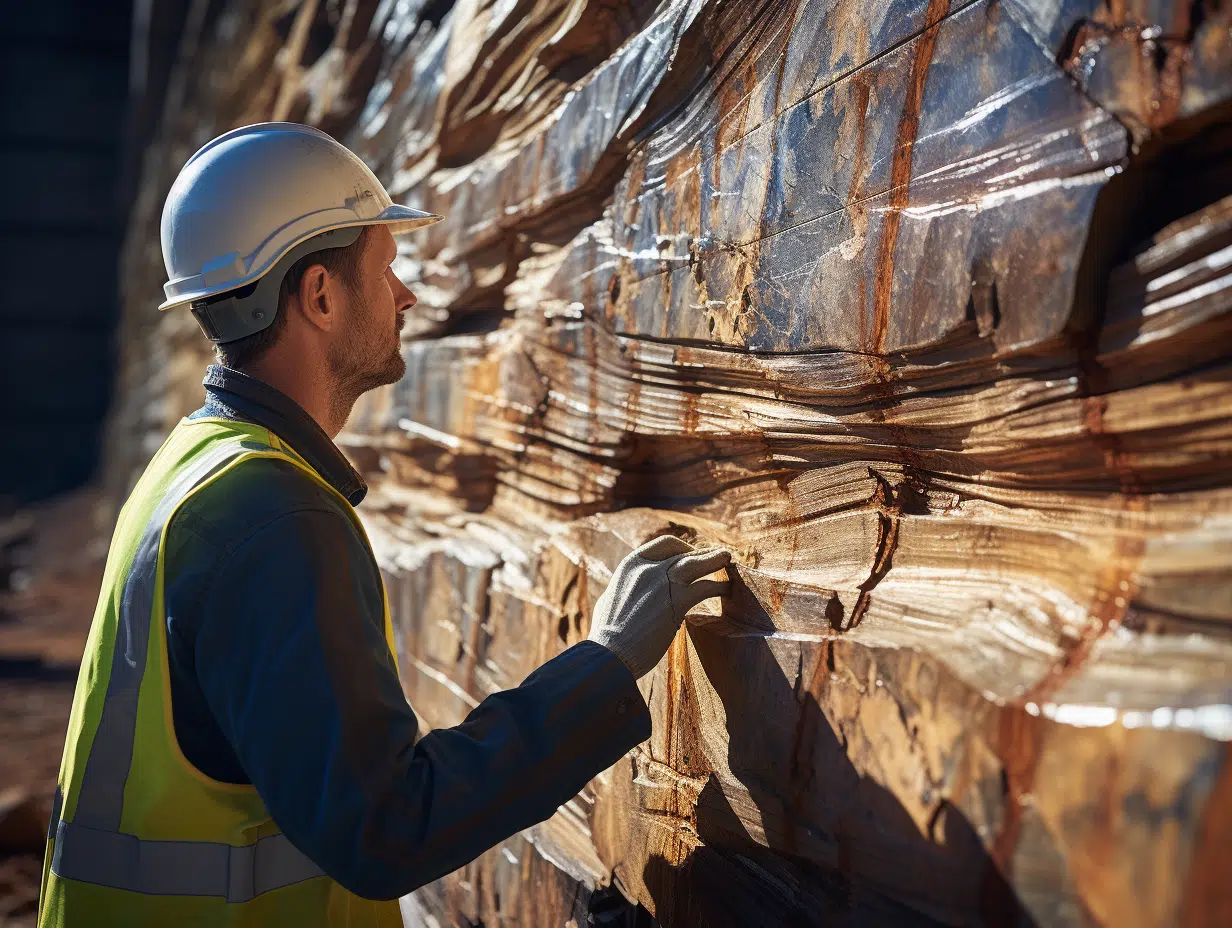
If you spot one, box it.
[167,454,352,552]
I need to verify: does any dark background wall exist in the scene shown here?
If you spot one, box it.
[0,1,133,501]
[0,0,195,503]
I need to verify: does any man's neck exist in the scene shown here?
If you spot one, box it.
[236,356,353,438]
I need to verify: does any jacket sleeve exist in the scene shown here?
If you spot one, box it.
[191,507,651,900]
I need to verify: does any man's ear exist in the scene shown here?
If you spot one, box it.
[295,263,336,333]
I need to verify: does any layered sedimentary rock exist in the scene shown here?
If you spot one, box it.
[112,0,1232,925]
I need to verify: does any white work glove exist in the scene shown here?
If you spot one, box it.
[588,536,731,680]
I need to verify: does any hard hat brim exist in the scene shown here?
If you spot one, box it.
[158,205,442,312]
[372,204,444,234]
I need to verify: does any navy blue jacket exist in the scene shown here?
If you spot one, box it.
[161,365,651,899]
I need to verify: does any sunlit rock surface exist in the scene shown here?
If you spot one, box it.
[112,1,1232,924]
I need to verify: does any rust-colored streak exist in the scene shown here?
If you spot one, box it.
[981,707,1044,922]
[869,0,951,353]
[849,473,902,629]
[680,388,701,437]
[1022,495,1146,707]
[656,630,705,873]
[848,74,873,349]
[1018,390,1148,705]
[580,321,611,504]
[1181,743,1232,927]
[764,470,803,614]
[988,386,1146,908]
[849,512,900,630]
[662,632,678,767]
[845,75,873,207]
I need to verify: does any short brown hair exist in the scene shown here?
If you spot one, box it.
[214,227,370,369]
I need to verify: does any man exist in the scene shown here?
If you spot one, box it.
[39,123,729,926]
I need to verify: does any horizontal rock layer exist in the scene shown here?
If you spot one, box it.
[113,0,1232,924]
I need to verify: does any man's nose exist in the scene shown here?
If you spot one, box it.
[389,269,417,312]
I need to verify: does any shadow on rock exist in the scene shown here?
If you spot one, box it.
[640,622,1039,928]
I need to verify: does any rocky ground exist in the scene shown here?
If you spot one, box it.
[0,491,105,926]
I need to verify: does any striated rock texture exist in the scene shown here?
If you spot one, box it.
[111,0,1232,925]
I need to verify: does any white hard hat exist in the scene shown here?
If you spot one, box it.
[159,122,440,340]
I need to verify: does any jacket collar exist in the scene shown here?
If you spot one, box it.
[198,365,368,506]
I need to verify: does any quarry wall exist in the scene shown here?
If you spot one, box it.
[111,1,1232,924]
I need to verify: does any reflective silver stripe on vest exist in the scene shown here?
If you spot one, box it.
[55,438,326,898]
[52,820,322,902]
[76,441,260,830]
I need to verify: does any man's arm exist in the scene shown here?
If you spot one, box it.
[192,507,650,900]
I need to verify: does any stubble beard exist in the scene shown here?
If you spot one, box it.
[327,309,407,424]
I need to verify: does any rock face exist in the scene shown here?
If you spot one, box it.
[112,0,1232,925]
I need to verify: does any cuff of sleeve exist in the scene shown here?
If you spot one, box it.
[559,641,652,748]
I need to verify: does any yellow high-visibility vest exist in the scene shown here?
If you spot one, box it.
[38,417,403,927]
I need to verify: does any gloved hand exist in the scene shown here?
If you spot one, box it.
[587,535,731,680]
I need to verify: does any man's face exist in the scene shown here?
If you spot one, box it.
[327,225,415,395]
